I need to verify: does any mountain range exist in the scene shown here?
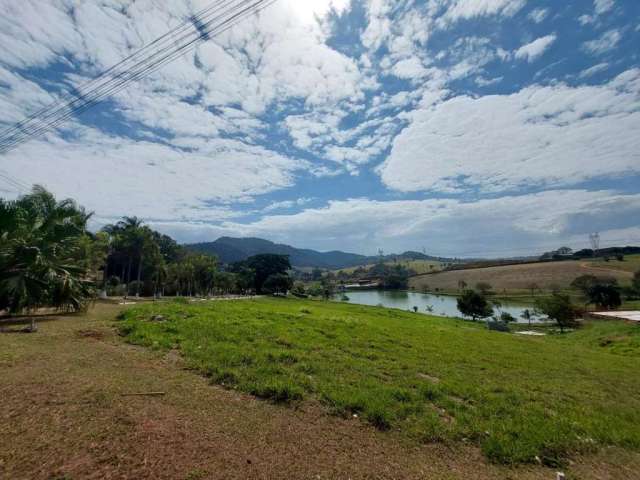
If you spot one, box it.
[186,237,452,269]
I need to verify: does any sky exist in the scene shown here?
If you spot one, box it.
[0,0,639,257]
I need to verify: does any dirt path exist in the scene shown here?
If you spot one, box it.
[1,302,638,480]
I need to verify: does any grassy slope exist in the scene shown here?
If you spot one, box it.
[583,254,640,273]
[335,259,444,275]
[120,297,640,466]
[409,258,636,295]
[4,302,574,480]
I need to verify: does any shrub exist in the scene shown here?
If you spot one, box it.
[500,312,516,323]
[475,282,493,295]
[587,284,622,310]
[535,293,580,333]
[457,290,493,321]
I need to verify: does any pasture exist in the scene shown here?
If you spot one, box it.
[335,258,444,276]
[409,259,635,295]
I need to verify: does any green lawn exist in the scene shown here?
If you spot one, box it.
[119,298,640,466]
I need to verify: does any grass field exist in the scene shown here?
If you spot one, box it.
[583,254,640,273]
[409,259,635,295]
[335,259,444,275]
[120,297,640,467]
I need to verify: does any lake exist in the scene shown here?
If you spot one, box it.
[334,290,541,323]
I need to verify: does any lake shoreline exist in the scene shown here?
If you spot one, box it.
[335,289,544,324]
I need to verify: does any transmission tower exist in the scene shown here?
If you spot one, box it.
[589,233,600,258]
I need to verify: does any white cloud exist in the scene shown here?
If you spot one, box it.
[378,69,640,194]
[0,125,307,223]
[441,0,526,25]
[578,0,615,25]
[528,8,549,24]
[153,190,640,257]
[514,34,556,63]
[475,76,503,87]
[583,29,622,55]
[1,0,639,258]
[0,67,57,126]
[594,0,615,15]
[391,57,430,79]
[263,197,314,212]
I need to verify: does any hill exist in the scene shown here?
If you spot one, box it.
[187,237,369,269]
[186,237,454,269]
[409,256,637,295]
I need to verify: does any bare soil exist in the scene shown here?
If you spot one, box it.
[1,302,638,480]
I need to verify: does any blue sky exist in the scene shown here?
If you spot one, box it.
[0,0,639,257]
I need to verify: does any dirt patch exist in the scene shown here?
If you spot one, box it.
[417,372,440,383]
[76,329,106,340]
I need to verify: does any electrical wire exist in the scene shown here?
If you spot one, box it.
[0,0,277,153]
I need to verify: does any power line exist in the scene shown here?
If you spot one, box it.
[0,0,273,151]
[0,170,30,195]
[0,0,277,153]
[0,0,233,142]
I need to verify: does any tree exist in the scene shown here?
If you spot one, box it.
[499,312,516,324]
[0,186,95,315]
[570,274,600,296]
[306,283,324,298]
[291,282,306,297]
[213,271,236,294]
[382,264,409,289]
[526,282,539,297]
[262,273,293,295]
[311,267,323,281]
[535,293,578,333]
[457,279,467,291]
[456,290,493,321]
[633,270,640,294]
[320,277,336,300]
[246,254,291,294]
[475,282,493,296]
[520,308,533,326]
[587,284,621,310]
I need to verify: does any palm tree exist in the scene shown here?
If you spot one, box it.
[0,186,95,318]
[104,216,152,297]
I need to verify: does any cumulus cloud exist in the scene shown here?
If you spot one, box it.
[514,35,557,63]
[378,69,640,194]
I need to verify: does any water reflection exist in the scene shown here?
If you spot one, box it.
[335,290,541,323]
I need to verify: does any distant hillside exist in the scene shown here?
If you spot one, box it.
[187,237,369,269]
[186,237,454,269]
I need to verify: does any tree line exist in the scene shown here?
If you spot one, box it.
[0,187,293,315]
